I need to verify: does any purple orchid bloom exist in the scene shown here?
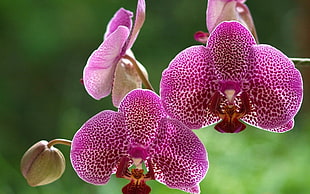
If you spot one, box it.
[161,21,303,133]
[195,0,258,43]
[70,89,208,193]
[83,0,151,107]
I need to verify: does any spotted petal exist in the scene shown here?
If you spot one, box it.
[149,118,208,194]
[160,46,220,129]
[207,21,256,81]
[119,89,166,146]
[83,26,130,100]
[70,110,128,185]
[242,45,303,131]
[161,21,303,133]
[262,120,295,133]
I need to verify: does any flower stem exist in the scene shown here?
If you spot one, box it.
[47,139,72,148]
[123,55,154,91]
[289,57,310,65]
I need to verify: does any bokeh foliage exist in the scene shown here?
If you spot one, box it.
[0,0,309,193]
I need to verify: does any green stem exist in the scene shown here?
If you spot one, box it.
[289,57,310,65]
[47,139,72,148]
[123,55,154,91]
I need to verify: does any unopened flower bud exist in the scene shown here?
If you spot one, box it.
[20,140,65,187]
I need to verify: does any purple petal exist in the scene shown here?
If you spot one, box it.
[241,44,303,131]
[208,21,256,81]
[275,120,295,133]
[261,120,294,133]
[119,89,166,146]
[104,8,133,39]
[160,46,220,129]
[124,0,145,51]
[70,110,129,185]
[83,26,130,100]
[182,186,201,194]
[149,118,208,193]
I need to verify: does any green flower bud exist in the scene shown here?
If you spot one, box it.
[20,140,65,187]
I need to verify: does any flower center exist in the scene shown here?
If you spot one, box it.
[224,89,236,104]
[116,157,155,194]
[209,91,251,133]
[128,144,149,160]
[122,168,151,194]
[132,158,143,169]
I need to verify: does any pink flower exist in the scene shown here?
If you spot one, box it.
[161,21,303,133]
[83,0,150,107]
[71,89,208,193]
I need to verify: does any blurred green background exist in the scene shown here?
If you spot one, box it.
[1,0,309,193]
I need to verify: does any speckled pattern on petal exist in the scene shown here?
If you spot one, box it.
[149,118,208,193]
[242,44,303,130]
[70,110,129,185]
[207,21,256,81]
[119,89,166,146]
[161,46,220,129]
[161,21,303,132]
[261,119,295,133]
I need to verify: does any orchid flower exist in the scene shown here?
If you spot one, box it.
[195,0,258,43]
[83,0,153,107]
[70,89,208,193]
[161,21,303,133]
